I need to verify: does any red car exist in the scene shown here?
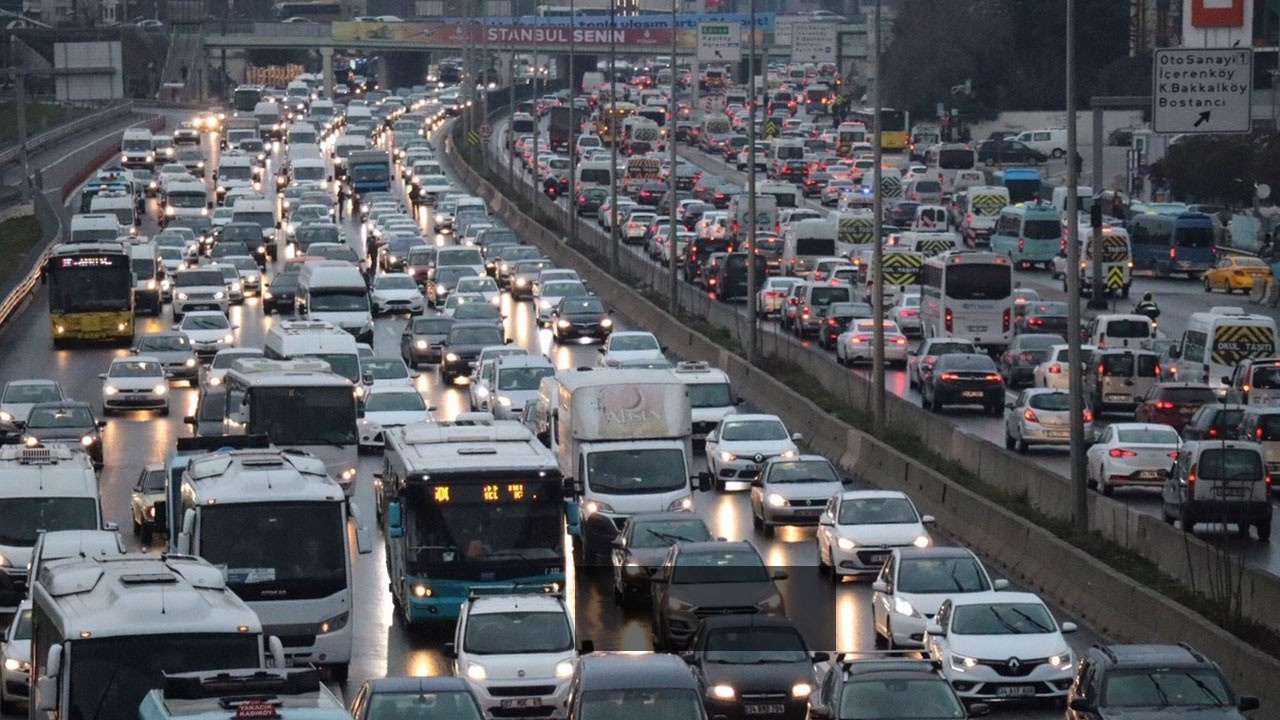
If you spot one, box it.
[1134,382,1217,432]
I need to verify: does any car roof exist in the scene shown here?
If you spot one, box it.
[722,413,783,423]
[4,379,59,387]
[893,546,977,561]
[577,653,700,690]
[697,614,802,632]
[1094,644,1212,668]
[469,593,567,615]
[628,511,710,525]
[834,489,906,502]
[677,540,756,555]
[945,590,1039,607]
[361,676,474,693]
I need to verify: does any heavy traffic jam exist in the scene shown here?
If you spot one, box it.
[0,52,1267,720]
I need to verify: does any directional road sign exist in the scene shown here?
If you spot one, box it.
[791,22,837,64]
[697,22,742,63]
[1152,48,1252,134]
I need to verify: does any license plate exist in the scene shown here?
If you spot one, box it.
[1105,394,1129,401]
[1047,430,1069,438]
[798,508,823,516]
[866,553,888,565]
[1138,471,1162,479]
[499,699,544,709]
[745,705,786,715]
[962,391,984,398]
[1213,487,1247,498]
[996,686,1036,698]
[968,325,988,332]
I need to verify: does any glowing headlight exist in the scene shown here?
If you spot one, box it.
[446,353,460,362]
[146,279,158,290]
[23,436,37,447]
[892,596,918,617]
[208,376,222,387]
[710,685,735,700]
[554,659,575,679]
[152,384,168,395]
[766,493,787,508]
[319,612,350,633]
[756,594,784,612]
[81,434,96,446]
[791,683,812,698]
[600,317,613,327]
[0,412,11,422]
[465,662,487,681]
[3,657,29,673]
[177,292,189,300]
[103,386,119,395]
[230,282,242,292]
[515,278,528,287]
[556,319,571,329]
[539,299,552,309]
[666,495,693,512]
[718,450,737,463]
[836,537,856,551]
[213,291,226,300]
[779,449,798,459]
[583,500,614,516]
[0,553,10,568]
[913,534,931,548]
[950,653,979,672]
[1047,651,1072,669]
[496,396,512,407]
[415,340,428,350]
[412,583,431,598]
[222,334,234,344]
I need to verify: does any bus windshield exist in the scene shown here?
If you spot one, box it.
[945,264,1012,301]
[404,484,563,566]
[48,265,133,313]
[0,497,98,545]
[248,385,357,444]
[199,502,347,600]
[938,149,975,170]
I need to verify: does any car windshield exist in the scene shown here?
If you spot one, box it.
[457,277,498,293]
[1101,668,1232,708]
[365,391,426,413]
[838,496,917,524]
[896,557,991,594]
[578,689,703,720]
[364,359,409,380]
[1019,335,1063,350]
[1027,393,1071,411]
[3,384,61,404]
[464,611,573,654]
[560,298,606,314]
[183,315,230,330]
[629,519,712,549]
[26,406,94,428]
[376,275,417,290]
[926,342,976,356]
[688,382,733,408]
[449,327,504,345]
[437,267,476,284]
[544,282,587,297]
[176,270,223,287]
[413,318,454,335]
[497,367,555,391]
[720,419,788,441]
[453,304,500,321]
[951,602,1056,635]
[1162,387,1216,404]
[839,679,966,720]
[365,691,483,720]
[703,626,809,664]
[767,460,839,483]
[110,360,162,378]
[671,550,769,584]
[610,334,660,352]
[1116,428,1180,445]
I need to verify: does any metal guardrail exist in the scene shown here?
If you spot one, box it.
[0,190,60,330]
[0,101,134,168]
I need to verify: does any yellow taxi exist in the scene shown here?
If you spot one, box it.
[1204,254,1273,293]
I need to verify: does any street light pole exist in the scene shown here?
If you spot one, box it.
[870,0,885,435]
[568,0,577,245]
[608,1,619,273]
[666,0,678,313]
[745,0,758,361]
[1065,0,1088,536]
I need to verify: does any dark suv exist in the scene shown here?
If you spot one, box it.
[809,655,979,720]
[1065,643,1259,719]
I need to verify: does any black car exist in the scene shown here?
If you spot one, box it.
[610,512,713,603]
[637,182,668,208]
[711,252,767,302]
[183,388,228,437]
[777,160,808,184]
[1015,301,1070,336]
[817,301,874,350]
[978,139,1048,165]
[803,171,832,197]
[262,270,301,315]
[567,654,705,720]
[1000,333,1066,387]
[400,315,455,368]
[551,296,614,343]
[809,656,978,720]
[576,187,609,216]
[350,676,485,720]
[1182,402,1247,441]
[651,541,786,650]
[886,201,920,228]
[427,266,476,307]
[721,134,749,162]
[922,353,1005,415]
[682,201,715,231]
[22,401,106,468]
[684,237,733,285]
[687,616,827,720]
[711,183,741,209]
[1065,643,1258,719]
[438,322,508,384]
[380,235,427,273]
[675,165,700,191]
[693,175,725,203]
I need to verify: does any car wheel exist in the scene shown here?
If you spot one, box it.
[1016,436,1028,454]
[1100,472,1114,496]
[752,508,763,530]
[1204,276,1212,293]
[1004,431,1016,450]
[1258,518,1272,541]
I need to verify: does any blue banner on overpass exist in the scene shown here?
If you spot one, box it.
[441,12,775,30]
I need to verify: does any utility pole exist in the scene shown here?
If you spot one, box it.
[745,0,758,361]
[11,36,31,201]
[507,50,515,191]
[666,0,678,314]
[870,0,885,435]
[1065,0,1088,537]
[568,0,577,245]
[608,1,619,273]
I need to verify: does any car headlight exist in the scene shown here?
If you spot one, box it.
[0,553,10,568]
[146,279,158,290]
[152,384,168,395]
[539,299,551,309]
[0,411,11,422]
[600,317,613,327]
[892,596,919,617]
[756,594,784,612]
[446,352,460,362]
[23,436,37,447]
[495,396,512,407]
[319,611,350,634]
[766,493,787,508]
[103,385,119,395]
[81,434,96,446]
[556,319,571,329]
[950,653,979,672]
[515,278,528,287]
[836,536,857,551]
[415,339,429,350]
[3,657,29,673]
[176,292,189,300]
[230,281,242,292]
[709,684,735,700]
[1047,651,1072,669]
[913,534,931,548]
[791,683,812,698]
[583,500,614,516]
[465,662,487,681]
[213,291,225,300]
[779,449,798,459]
[718,450,737,463]
[554,659,575,679]
[666,495,693,512]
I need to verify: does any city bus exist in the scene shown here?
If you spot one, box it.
[1128,210,1215,278]
[989,200,1063,269]
[919,250,1015,352]
[274,1,343,20]
[172,448,372,681]
[380,419,566,624]
[594,102,636,146]
[922,142,977,193]
[44,242,134,349]
[232,84,266,115]
[30,554,275,720]
[221,358,360,494]
[850,108,909,152]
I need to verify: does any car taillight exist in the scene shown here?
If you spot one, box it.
[894,336,907,344]
[1002,308,1011,332]
[1258,426,1266,440]
[1048,364,1062,374]
[945,308,953,332]
[1155,401,1175,410]
[1110,448,1137,458]
[850,335,867,343]
[985,373,1004,382]
[1084,409,1093,423]
[1023,408,1039,423]
[1028,317,1043,326]
[1208,427,1219,438]
[902,309,918,317]
[828,318,839,325]
[1170,246,1177,259]
[1018,237,1025,251]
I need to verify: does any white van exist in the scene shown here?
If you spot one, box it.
[1014,128,1067,159]
[1169,307,1278,391]
[127,240,162,315]
[121,127,156,169]
[253,100,285,140]
[672,360,739,442]
[161,179,211,224]
[213,154,255,204]
[296,260,374,344]
[783,218,838,279]
[959,185,1010,246]
[286,121,319,147]
[263,319,362,385]
[1051,185,1093,216]
[88,193,138,235]
[1085,313,1156,350]
[68,213,123,244]
[574,159,613,192]
[230,198,278,260]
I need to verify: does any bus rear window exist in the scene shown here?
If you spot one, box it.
[1104,320,1151,338]
[944,265,1012,301]
[1176,224,1213,248]
[795,238,835,256]
[1024,219,1061,240]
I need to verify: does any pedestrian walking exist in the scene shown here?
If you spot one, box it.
[336,184,346,222]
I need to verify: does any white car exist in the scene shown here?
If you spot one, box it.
[704,414,801,489]
[361,356,418,389]
[887,293,923,336]
[440,293,489,318]
[470,354,553,419]
[370,273,425,315]
[454,275,501,305]
[100,356,169,416]
[925,591,1078,703]
[836,319,909,366]
[597,331,665,368]
[756,277,804,317]
[177,311,237,357]
[0,599,31,714]
[201,348,264,390]
[451,592,579,718]
[1033,343,1096,389]
[815,490,933,579]
[357,387,433,450]
[1085,422,1181,496]
[749,455,845,537]
[535,280,589,326]
[872,546,1009,649]
[1004,388,1093,453]
[0,379,65,425]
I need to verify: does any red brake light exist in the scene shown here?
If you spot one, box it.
[945,308,953,332]
[1083,409,1093,423]
[1155,401,1176,410]
[1002,308,1011,332]
[1048,364,1062,374]
[940,372,959,380]
[1110,448,1137,458]
[1023,408,1039,423]
[985,373,1004,382]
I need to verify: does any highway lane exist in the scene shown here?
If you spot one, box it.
[0,111,1087,720]
[490,108,1280,576]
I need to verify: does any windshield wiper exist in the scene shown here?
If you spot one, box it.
[1179,672,1224,705]
[647,528,702,544]
[987,607,1023,634]
[1007,606,1051,633]
[1144,673,1171,707]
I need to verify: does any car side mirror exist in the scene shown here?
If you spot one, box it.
[791,432,803,441]
[1238,697,1260,712]
[96,420,107,429]
[443,642,457,659]
[1221,375,1232,385]
[580,640,594,655]
[993,578,1009,590]
[921,515,936,525]
[771,570,788,581]
[1060,621,1077,633]
[925,623,945,636]
[184,415,196,425]
[871,580,888,592]
[98,373,107,380]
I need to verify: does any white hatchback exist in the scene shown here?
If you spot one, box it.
[177,311,237,357]
[705,414,801,489]
[100,356,169,416]
[598,331,665,368]
[816,490,933,579]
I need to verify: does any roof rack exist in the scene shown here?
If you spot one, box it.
[467,584,563,600]
[832,650,941,672]
[162,668,322,701]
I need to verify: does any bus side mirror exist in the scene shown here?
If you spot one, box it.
[348,501,373,554]
[387,501,404,539]
[177,508,196,555]
[35,645,61,712]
